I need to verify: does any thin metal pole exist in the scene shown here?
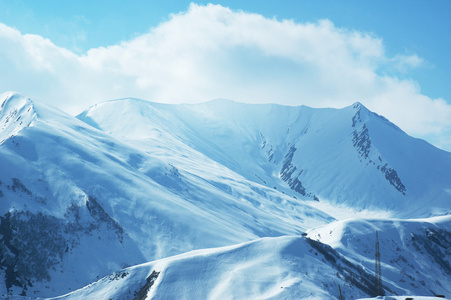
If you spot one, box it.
[375,231,382,296]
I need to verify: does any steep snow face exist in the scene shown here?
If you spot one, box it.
[53,236,383,300]
[0,93,332,297]
[79,99,451,218]
[307,215,451,297]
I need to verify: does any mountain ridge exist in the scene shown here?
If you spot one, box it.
[78,95,451,217]
[1,91,450,298]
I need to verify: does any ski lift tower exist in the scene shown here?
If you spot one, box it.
[375,231,382,296]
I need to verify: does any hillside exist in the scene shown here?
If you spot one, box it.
[56,216,451,299]
[0,92,450,298]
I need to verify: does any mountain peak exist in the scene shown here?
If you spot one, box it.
[1,91,30,109]
[350,102,373,115]
[0,92,37,143]
[351,101,364,109]
[350,101,369,128]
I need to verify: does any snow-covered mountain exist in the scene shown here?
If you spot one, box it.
[0,92,450,299]
[78,98,451,217]
[0,93,331,297]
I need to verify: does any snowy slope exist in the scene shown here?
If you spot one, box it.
[307,215,451,297]
[53,236,383,300]
[0,92,332,297]
[54,217,451,300]
[54,217,450,300]
[78,99,451,218]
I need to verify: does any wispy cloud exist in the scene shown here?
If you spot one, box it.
[389,54,424,73]
[0,4,450,150]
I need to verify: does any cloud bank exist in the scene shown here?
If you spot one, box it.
[1,4,450,150]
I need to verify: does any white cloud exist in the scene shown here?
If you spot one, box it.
[0,3,450,150]
[390,54,424,73]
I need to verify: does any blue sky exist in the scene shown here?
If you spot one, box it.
[0,1,450,150]
[1,0,450,101]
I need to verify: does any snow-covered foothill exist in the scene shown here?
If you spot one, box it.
[52,220,451,300]
[53,236,383,300]
[308,215,451,297]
